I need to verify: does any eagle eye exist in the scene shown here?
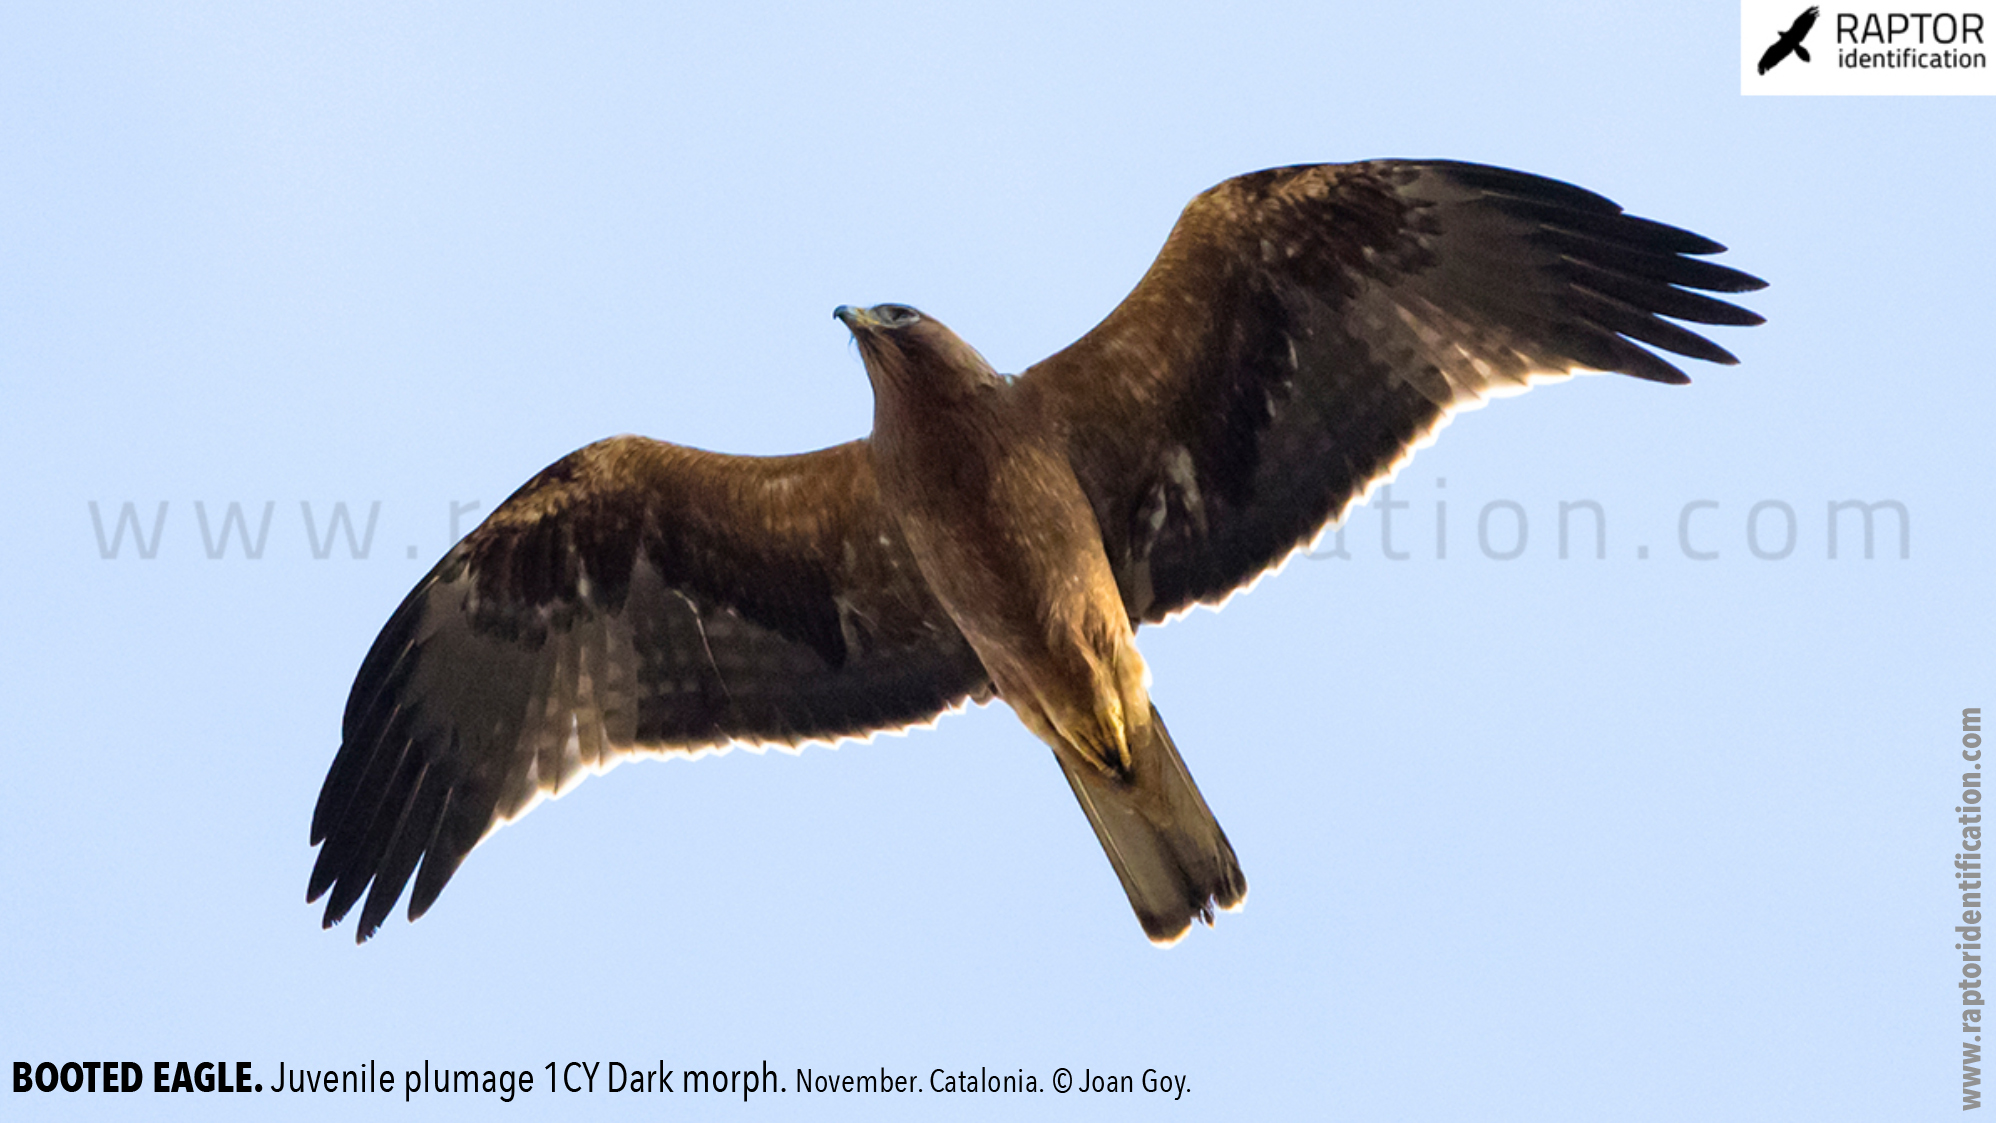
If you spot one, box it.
[875,304,921,328]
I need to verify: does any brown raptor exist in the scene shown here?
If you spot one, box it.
[307,160,1764,944]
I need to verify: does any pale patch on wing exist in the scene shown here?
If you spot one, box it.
[1158,446,1208,536]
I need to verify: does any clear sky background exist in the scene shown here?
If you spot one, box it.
[4,2,1989,1120]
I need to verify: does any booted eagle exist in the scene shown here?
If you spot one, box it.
[308,160,1764,944]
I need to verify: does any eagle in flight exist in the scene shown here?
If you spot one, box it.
[308,160,1764,945]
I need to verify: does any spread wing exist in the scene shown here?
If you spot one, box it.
[1788,6,1819,38]
[308,436,991,941]
[1020,160,1765,624]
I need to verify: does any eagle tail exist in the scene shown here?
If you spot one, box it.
[1057,704,1246,944]
[1795,44,1811,62]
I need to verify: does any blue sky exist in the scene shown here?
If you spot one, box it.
[4,2,1990,1120]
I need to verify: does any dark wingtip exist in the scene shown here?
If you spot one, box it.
[305,849,340,905]
[1658,227,1727,257]
[1619,355,1695,385]
[1698,261,1769,293]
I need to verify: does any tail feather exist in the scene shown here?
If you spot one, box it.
[1057,704,1246,944]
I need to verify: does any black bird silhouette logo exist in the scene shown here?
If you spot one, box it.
[1759,6,1820,74]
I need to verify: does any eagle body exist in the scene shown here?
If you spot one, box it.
[850,307,1246,938]
[308,159,1764,944]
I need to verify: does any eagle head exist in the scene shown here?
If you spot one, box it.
[836,303,999,398]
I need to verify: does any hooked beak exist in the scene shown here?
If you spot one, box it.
[834,305,881,331]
